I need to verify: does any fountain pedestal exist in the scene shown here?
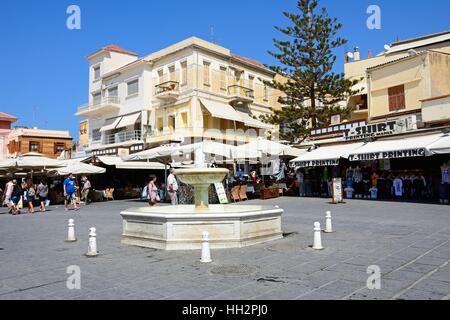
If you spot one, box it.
[120,168,283,250]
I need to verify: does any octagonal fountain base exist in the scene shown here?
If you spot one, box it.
[120,205,283,251]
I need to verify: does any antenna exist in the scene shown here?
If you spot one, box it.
[32,106,39,128]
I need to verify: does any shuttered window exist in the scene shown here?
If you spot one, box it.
[388,85,405,111]
[127,79,139,96]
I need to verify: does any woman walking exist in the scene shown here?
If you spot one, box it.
[24,179,35,214]
[11,180,22,215]
[36,179,49,212]
[147,175,159,207]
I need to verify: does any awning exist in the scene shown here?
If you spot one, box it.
[235,110,272,129]
[346,133,444,161]
[96,156,164,170]
[290,142,365,167]
[428,134,450,154]
[116,113,141,130]
[100,117,122,132]
[200,99,242,123]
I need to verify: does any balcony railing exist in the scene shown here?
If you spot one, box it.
[103,130,142,145]
[148,127,263,142]
[155,81,180,97]
[77,97,121,114]
[227,85,255,105]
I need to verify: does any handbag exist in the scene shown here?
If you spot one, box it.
[156,194,161,202]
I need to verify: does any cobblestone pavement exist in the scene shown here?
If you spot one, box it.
[0,197,449,300]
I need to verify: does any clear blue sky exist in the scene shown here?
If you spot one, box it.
[1,0,449,141]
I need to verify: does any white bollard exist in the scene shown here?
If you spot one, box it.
[200,231,212,263]
[324,211,333,233]
[66,219,77,242]
[312,222,324,250]
[86,227,98,257]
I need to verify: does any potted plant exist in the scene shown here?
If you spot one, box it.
[260,183,279,200]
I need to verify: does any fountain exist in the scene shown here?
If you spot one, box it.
[120,148,283,250]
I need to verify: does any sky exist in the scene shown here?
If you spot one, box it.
[1,0,449,141]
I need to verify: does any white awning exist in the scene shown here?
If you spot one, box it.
[116,113,141,130]
[290,142,365,167]
[100,117,122,132]
[96,156,164,170]
[235,110,272,129]
[346,133,445,161]
[200,99,242,123]
[428,134,450,154]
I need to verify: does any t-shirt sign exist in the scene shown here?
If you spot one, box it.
[214,183,229,204]
[64,178,76,193]
[332,178,343,203]
[349,148,426,161]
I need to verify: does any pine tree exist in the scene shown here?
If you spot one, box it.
[260,0,361,143]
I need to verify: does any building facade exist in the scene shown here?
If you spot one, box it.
[0,112,18,160]
[76,38,282,156]
[8,128,73,159]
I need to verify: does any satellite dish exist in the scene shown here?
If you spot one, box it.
[347,52,354,59]
[384,44,391,51]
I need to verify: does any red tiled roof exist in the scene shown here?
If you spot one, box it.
[231,54,267,69]
[0,112,18,122]
[103,44,139,57]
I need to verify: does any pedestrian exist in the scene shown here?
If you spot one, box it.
[81,176,91,205]
[25,179,36,214]
[36,179,49,212]
[147,175,159,207]
[296,169,305,197]
[3,177,14,214]
[11,179,22,215]
[63,173,79,211]
[167,168,179,205]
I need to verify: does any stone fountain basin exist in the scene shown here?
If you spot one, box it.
[176,168,229,185]
[121,204,283,251]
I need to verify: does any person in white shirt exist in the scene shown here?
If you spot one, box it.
[167,169,179,205]
[344,186,354,199]
[393,176,403,198]
[369,186,378,200]
[3,178,14,214]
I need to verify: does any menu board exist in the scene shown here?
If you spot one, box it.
[332,178,343,204]
[214,183,229,204]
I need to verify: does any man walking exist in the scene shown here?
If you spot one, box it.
[167,169,179,205]
[3,177,14,214]
[81,176,91,205]
[64,173,79,211]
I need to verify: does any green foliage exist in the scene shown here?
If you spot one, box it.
[259,0,362,143]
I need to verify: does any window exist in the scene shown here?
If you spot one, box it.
[203,61,211,86]
[248,75,254,90]
[168,115,176,130]
[157,117,164,131]
[220,66,227,90]
[181,61,188,85]
[108,86,118,97]
[54,142,65,154]
[180,112,188,128]
[169,65,176,82]
[388,85,405,111]
[92,129,101,141]
[263,85,269,101]
[93,66,100,81]
[29,141,40,152]
[127,79,139,96]
[92,92,101,105]
[158,69,164,84]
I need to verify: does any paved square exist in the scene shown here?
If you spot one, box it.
[0,197,449,300]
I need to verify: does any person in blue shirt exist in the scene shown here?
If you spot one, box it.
[63,173,79,211]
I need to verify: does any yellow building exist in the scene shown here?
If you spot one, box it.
[79,119,89,146]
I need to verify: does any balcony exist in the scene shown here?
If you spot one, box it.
[103,130,142,146]
[227,85,254,106]
[155,81,180,100]
[76,97,121,116]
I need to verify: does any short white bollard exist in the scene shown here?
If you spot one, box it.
[324,211,333,233]
[312,222,324,250]
[66,219,77,242]
[86,227,98,257]
[200,231,212,263]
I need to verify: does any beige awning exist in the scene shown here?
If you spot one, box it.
[200,99,242,123]
[116,113,141,129]
[235,110,272,129]
[100,117,122,132]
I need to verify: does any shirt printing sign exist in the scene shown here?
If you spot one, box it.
[343,121,397,141]
[348,148,426,161]
[294,159,340,168]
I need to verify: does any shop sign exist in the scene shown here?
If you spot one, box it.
[293,159,340,168]
[214,182,229,204]
[332,178,343,204]
[348,148,426,161]
[343,121,397,141]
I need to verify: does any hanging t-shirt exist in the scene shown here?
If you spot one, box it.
[344,187,354,199]
[393,178,403,197]
[369,187,378,200]
[371,173,378,187]
[442,166,450,184]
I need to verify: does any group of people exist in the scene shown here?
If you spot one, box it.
[145,169,179,206]
[1,177,49,215]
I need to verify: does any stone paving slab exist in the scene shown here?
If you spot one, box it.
[0,197,449,300]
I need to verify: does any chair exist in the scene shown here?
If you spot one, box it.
[239,184,248,201]
[230,186,241,202]
[105,188,115,200]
